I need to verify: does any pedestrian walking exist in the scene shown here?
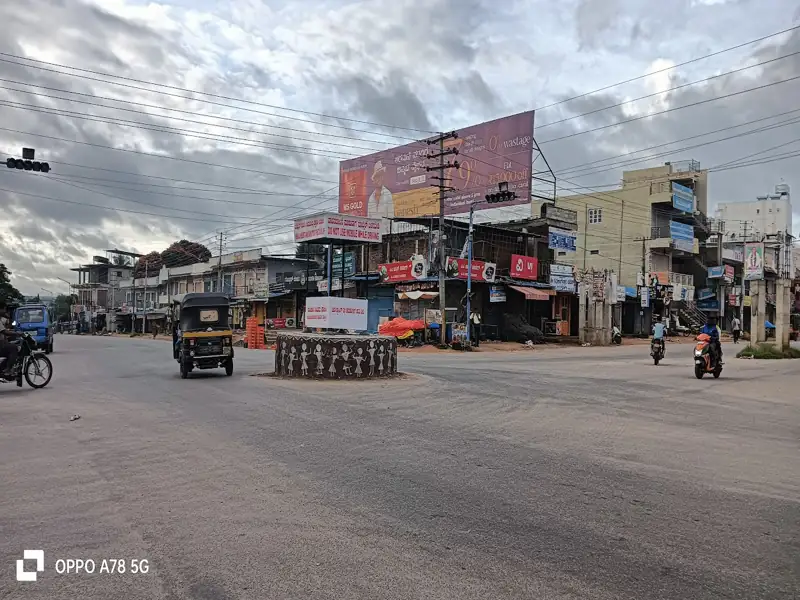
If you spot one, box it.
[731,315,741,344]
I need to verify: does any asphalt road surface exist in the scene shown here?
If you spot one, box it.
[1,335,798,600]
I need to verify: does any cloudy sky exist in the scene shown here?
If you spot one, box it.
[0,0,798,294]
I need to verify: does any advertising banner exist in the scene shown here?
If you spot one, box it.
[294,213,382,243]
[510,254,538,280]
[331,252,356,277]
[673,239,694,252]
[317,278,356,293]
[541,203,578,225]
[304,297,368,330]
[672,182,694,213]
[698,287,715,300]
[425,308,442,325]
[444,257,496,282]
[722,247,744,262]
[724,265,734,282]
[764,247,776,271]
[728,294,738,306]
[489,286,507,303]
[641,286,650,308]
[548,227,577,252]
[707,266,724,279]
[744,243,764,280]
[615,285,627,302]
[378,257,428,283]
[339,111,534,218]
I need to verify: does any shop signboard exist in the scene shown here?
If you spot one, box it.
[549,274,576,293]
[304,297,368,330]
[317,278,356,293]
[331,252,356,278]
[541,203,578,225]
[744,243,764,280]
[728,294,738,306]
[698,287,715,300]
[548,227,577,252]
[671,182,695,213]
[641,287,650,308]
[549,263,573,277]
[489,286,507,303]
[707,266,724,279]
[697,298,720,310]
[444,257,496,282]
[294,213,382,243]
[743,295,752,307]
[510,254,538,280]
[378,257,428,283]
[724,265,735,283]
[615,285,627,302]
[277,270,326,290]
[722,247,744,262]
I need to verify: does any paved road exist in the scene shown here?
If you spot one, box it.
[1,335,798,599]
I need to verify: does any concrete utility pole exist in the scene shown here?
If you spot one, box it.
[217,231,225,292]
[426,131,459,346]
[739,220,751,318]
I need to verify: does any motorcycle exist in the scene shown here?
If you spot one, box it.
[693,333,722,379]
[611,326,622,345]
[0,325,54,389]
[650,338,665,365]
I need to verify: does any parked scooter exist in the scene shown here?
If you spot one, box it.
[694,333,722,379]
[611,325,622,345]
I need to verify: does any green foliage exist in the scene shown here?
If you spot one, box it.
[737,343,800,359]
[53,294,76,320]
[0,263,24,306]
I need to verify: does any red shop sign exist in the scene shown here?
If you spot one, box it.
[444,257,497,282]
[378,259,427,283]
[510,254,538,281]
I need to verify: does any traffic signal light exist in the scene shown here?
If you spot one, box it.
[485,190,516,204]
[6,157,50,172]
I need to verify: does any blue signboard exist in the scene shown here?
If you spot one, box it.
[669,220,694,241]
[707,266,724,279]
[548,227,577,252]
[672,182,694,213]
[698,287,715,300]
[697,299,720,311]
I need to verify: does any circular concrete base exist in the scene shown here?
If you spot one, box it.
[274,332,398,379]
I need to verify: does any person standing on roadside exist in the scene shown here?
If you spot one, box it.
[731,314,741,344]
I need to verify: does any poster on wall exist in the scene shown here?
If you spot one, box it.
[744,243,764,280]
[489,286,507,302]
[378,257,428,283]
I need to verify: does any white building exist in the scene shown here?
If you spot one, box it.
[715,183,793,275]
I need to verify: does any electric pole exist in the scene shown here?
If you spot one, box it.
[426,131,459,346]
[216,231,226,292]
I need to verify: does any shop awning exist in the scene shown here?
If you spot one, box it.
[397,291,439,300]
[509,285,554,301]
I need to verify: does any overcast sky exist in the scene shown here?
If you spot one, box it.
[0,0,798,294]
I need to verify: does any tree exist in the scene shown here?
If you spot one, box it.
[133,251,163,278]
[0,263,24,306]
[53,294,76,320]
[162,240,211,268]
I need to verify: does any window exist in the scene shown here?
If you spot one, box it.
[116,271,123,277]
[588,208,602,224]
[126,292,132,303]
[756,209,760,214]
[558,251,567,256]
[200,309,219,323]
[590,250,600,255]
[15,307,44,323]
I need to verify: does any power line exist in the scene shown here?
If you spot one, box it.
[537,50,800,130]
[534,24,800,111]
[0,54,433,136]
[539,74,800,145]
[0,126,339,185]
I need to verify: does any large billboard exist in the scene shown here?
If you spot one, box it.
[339,111,534,218]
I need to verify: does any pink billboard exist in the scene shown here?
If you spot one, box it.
[339,111,534,219]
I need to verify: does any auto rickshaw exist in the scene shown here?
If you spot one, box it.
[173,293,234,379]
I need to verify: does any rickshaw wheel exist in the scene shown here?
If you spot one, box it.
[225,359,233,376]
